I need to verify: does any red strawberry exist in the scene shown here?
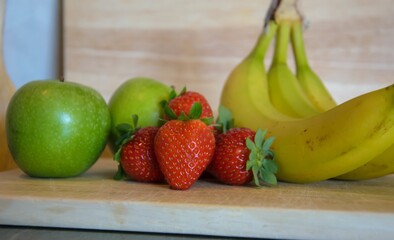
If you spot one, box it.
[208,128,255,185]
[120,126,164,182]
[113,115,164,182]
[165,88,213,119]
[208,127,278,186]
[154,119,215,190]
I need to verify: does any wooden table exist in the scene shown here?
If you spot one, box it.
[1,159,393,239]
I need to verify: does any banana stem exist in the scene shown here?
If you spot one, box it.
[272,22,291,64]
[291,22,309,68]
[248,21,278,61]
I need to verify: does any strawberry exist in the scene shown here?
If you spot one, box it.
[154,103,215,190]
[164,88,214,120]
[208,106,278,186]
[120,126,164,182]
[208,128,255,185]
[113,116,164,182]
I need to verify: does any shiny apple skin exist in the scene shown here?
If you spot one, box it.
[6,80,111,178]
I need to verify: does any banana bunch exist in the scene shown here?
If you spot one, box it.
[220,0,394,183]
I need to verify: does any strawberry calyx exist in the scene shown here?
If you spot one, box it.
[161,86,214,126]
[163,102,214,125]
[169,86,187,101]
[246,129,278,186]
[215,105,235,134]
[113,114,140,180]
[159,86,186,114]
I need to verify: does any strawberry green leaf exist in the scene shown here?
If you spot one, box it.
[245,128,278,187]
[114,127,133,147]
[247,150,257,170]
[159,99,167,110]
[113,114,141,181]
[216,105,234,133]
[263,136,275,152]
[178,112,190,121]
[188,102,203,119]
[132,114,139,129]
[158,118,167,127]
[114,147,122,162]
[246,159,253,171]
[179,86,187,95]
[161,87,179,122]
[164,103,178,120]
[167,86,186,102]
[168,88,178,101]
[263,158,278,174]
[252,166,260,187]
[116,123,132,134]
[254,129,264,147]
[115,125,131,147]
[260,168,277,185]
[201,116,214,126]
[246,138,255,151]
[160,89,173,119]
[114,164,126,180]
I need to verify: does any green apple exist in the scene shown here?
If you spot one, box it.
[6,80,111,178]
[108,77,171,152]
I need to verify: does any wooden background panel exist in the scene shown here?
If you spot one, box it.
[64,0,394,111]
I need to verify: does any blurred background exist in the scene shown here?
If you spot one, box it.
[2,0,394,107]
[3,0,61,88]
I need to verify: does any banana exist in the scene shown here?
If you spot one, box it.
[336,145,394,180]
[221,21,293,124]
[289,20,394,180]
[267,21,319,118]
[220,21,394,183]
[290,21,337,112]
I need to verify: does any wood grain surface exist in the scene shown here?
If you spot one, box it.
[63,0,394,108]
[0,159,393,239]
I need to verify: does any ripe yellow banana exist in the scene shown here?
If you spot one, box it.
[336,145,394,180]
[267,21,319,118]
[289,21,394,180]
[221,21,293,125]
[220,21,394,183]
[290,21,337,112]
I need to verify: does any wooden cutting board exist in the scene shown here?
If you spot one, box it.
[0,159,393,239]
